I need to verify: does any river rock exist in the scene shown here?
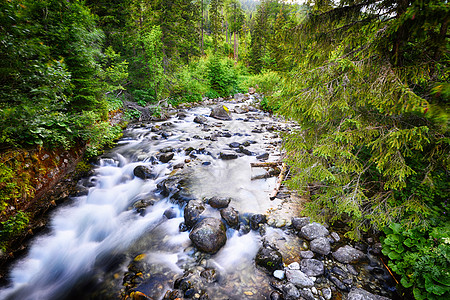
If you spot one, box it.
[210,105,232,120]
[234,93,245,101]
[300,250,314,259]
[184,200,205,228]
[285,269,314,288]
[255,245,283,272]
[299,289,315,300]
[322,287,332,300]
[292,217,310,230]
[159,152,174,163]
[329,274,349,291]
[133,165,155,180]
[219,151,238,160]
[256,152,269,160]
[310,237,331,255]
[281,283,301,300]
[332,245,365,264]
[300,259,324,277]
[250,213,266,230]
[220,207,239,228]
[163,207,178,219]
[301,222,329,240]
[189,218,227,254]
[273,270,285,280]
[207,196,231,208]
[347,288,391,300]
[194,115,207,124]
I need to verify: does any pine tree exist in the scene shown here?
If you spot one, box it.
[278,0,449,238]
[210,0,224,51]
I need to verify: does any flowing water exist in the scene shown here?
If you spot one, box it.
[1,98,294,300]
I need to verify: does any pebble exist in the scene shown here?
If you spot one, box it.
[273,270,285,280]
[288,262,300,270]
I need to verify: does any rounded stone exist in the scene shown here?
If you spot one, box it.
[301,222,329,240]
[189,218,227,254]
[310,237,331,255]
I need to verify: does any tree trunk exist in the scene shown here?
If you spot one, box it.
[201,0,204,55]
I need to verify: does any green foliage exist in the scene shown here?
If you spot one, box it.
[381,222,450,300]
[0,211,30,251]
[207,55,240,97]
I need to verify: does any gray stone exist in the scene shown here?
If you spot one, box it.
[301,222,329,240]
[210,105,232,121]
[219,151,238,160]
[184,200,205,228]
[133,165,155,180]
[159,152,174,163]
[322,287,332,300]
[220,207,239,228]
[300,250,314,259]
[273,270,285,280]
[310,237,331,255]
[291,217,310,230]
[288,262,300,270]
[207,196,231,208]
[347,264,359,275]
[285,269,314,288]
[329,275,349,291]
[189,218,227,254]
[332,245,366,264]
[347,288,391,300]
[299,289,315,300]
[331,232,340,242]
[255,245,283,273]
[194,115,207,124]
[300,259,324,277]
[282,283,301,300]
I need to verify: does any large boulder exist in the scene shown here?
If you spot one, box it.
[189,218,227,254]
[210,105,232,121]
[332,245,366,264]
[300,222,329,240]
[184,200,205,228]
[133,165,156,180]
[255,245,283,272]
[310,237,331,255]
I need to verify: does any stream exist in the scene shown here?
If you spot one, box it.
[0,95,398,300]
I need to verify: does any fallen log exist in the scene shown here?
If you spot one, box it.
[269,163,288,200]
[250,161,281,168]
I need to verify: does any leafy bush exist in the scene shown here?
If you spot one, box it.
[0,211,30,251]
[133,89,157,106]
[207,55,240,97]
[382,222,450,300]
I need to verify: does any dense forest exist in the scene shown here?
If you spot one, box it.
[0,0,448,299]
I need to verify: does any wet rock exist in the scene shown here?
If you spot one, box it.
[332,266,348,278]
[229,142,240,148]
[219,151,238,160]
[194,115,207,124]
[210,105,232,121]
[255,245,283,272]
[159,152,174,163]
[238,224,251,236]
[220,207,239,228]
[288,262,300,270]
[184,200,205,228]
[256,152,269,160]
[234,93,245,102]
[310,237,331,255]
[329,275,349,292]
[347,264,359,276]
[300,250,314,259]
[179,222,189,232]
[332,245,366,264]
[292,217,310,230]
[200,268,219,283]
[177,111,188,119]
[299,289,315,300]
[300,259,324,277]
[273,270,285,280]
[282,283,301,300]
[133,165,155,180]
[189,218,227,254]
[206,196,231,208]
[301,222,329,240]
[163,207,177,219]
[239,146,254,156]
[347,288,391,300]
[250,214,267,230]
[160,146,174,153]
[330,232,340,242]
[270,291,283,300]
[285,269,314,288]
[322,287,332,300]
